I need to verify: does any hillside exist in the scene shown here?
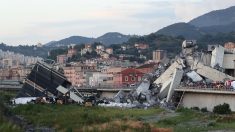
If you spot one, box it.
[156,6,235,39]
[45,32,130,47]
[95,32,130,45]
[189,6,235,27]
[156,23,204,39]
[45,36,94,47]
[200,22,235,34]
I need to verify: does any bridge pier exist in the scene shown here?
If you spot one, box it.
[175,89,235,111]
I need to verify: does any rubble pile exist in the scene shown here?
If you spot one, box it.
[97,40,235,109]
[14,40,235,110]
[97,64,168,109]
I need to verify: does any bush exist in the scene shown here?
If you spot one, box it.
[201,107,208,113]
[158,119,176,125]
[213,103,231,114]
[207,122,216,127]
[191,107,200,111]
[176,107,190,112]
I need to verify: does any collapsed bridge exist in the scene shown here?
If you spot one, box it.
[15,40,235,111]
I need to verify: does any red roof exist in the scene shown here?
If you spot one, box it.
[136,63,158,69]
[120,68,144,74]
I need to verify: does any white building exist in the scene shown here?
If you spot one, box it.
[89,72,113,87]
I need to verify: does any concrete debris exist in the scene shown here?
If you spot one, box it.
[158,79,172,100]
[194,62,234,81]
[136,79,150,96]
[113,90,126,103]
[211,45,224,68]
[13,40,235,111]
[159,98,175,111]
[181,40,197,56]
[186,71,203,82]
[166,68,184,102]
[56,85,84,103]
[12,97,37,105]
[98,102,136,108]
[97,64,167,109]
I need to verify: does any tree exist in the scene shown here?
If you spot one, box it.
[213,103,231,114]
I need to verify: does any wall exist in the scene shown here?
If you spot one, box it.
[121,68,144,85]
[63,67,81,86]
[106,67,125,74]
[89,72,113,86]
[223,54,235,69]
[181,92,235,111]
[201,53,211,66]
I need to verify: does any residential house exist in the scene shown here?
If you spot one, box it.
[37,43,43,48]
[67,46,77,58]
[113,68,144,87]
[96,45,105,51]
[121,45,127,51]
[81,44,92,55]
[134,43,149,50]
[0,66,31,80]
[89,72,113,87]
[106,67,126,74]
[136,63,158,74]
[101,52,109,59]
[85,44,92,49]
[224,42,235,49]
[106,48,113,54]
[152,50,168,63]
[63,66,81,86]
[74,63,97,86]
[57,54,67,64]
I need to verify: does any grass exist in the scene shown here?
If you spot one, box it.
[155,107,235,132]
[12,104,164,131]
[0,122,22,132]
[12,104,235,132]
[0,91,16,103]
[0,91,22,132]
[2,91,235,131]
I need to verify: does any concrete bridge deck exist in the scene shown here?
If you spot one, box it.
[175,87,235,95]
[75,87,133,98]
[0,85,23,91]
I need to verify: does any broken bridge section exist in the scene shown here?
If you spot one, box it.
[152,40,235,111]
[17,62,71,98]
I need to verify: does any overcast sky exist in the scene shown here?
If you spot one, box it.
[0,0,235,45]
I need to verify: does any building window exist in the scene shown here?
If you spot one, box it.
[125,76,128,81]
[131,77,135,81]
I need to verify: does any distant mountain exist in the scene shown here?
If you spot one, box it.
[10,5,235,57]
[200,22,235,34]
[94,32,130,45]
[156,23,204,39]
[45,36,94,47]
[45,41,57,46]
[45,32,130,47]
[155,6,235,39]
[189,6,235,27]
